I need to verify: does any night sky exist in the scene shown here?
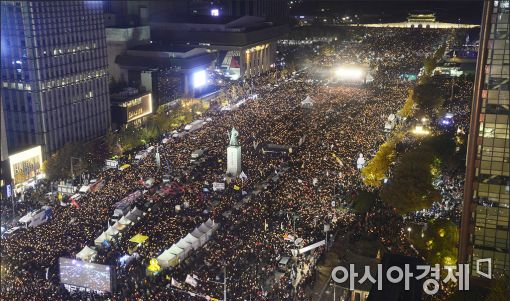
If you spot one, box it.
[292,1,485,24]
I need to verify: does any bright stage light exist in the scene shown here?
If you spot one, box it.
[193,70,206,88]
[211,8,219,16]
[335,66,364,80]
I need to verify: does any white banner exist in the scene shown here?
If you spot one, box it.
[105,159,119,169]
[212,182,225,191]
[185,274,198,287]
[298,240,325,254]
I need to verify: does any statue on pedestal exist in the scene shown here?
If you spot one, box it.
[229,127,239,146]
[227,127,242,176]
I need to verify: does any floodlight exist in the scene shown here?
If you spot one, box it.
[193,70,206,88]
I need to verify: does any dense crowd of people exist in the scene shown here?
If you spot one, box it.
[0,26,470,301]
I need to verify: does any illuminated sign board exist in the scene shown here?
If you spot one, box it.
[126,93,153,123]
[9,145,43,184]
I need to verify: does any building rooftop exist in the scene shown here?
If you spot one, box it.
[110,89,150,104]
[129,44,198,53]
[162,15,240,25]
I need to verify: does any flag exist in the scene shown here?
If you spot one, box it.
[185,274,198,287]
[239,171,248,181]
[192,274,199,280]
[171,277,182,288]
[233,185,240,191]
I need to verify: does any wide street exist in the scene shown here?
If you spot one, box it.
[1,26,472,301]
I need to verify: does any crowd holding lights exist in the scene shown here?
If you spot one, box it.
[0,26,474,300]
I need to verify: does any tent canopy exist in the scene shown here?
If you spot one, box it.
[191,228,205,238]
[117,216,132,225]
[94,232,108,246]
[205,218,220,231]
[76,246,97,262]
[183,233,201,250]
[113,222,127,231]
[168,244,184,256]
[129,233,149,244]
[301,95,314,107]
[157,250,179,268]
[126,207,144,222]
[105,226,119,236]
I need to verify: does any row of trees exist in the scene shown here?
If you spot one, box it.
[43,98,209,181]
[380,132,456,214]
[361,133,401,187]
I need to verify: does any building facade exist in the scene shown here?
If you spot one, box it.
[110,90,152,129]
[115,45,216,105]
[151,16,288,79]
[1,1,111,157]
[459,0,509,277]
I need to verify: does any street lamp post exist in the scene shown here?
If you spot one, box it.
[324,224,331,251]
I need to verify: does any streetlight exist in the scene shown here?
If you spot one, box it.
[324,223,331,251]
[209,266,228,301]
[407,227,412,238]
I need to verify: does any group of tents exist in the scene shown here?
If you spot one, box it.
[94,207,146,247]
[75,207,146,262]
[157,218,220,268]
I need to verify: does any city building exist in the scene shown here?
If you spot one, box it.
[150,15,288,79]
[1,1,111,160]
[106,25,150,83]
[103,0,149,27]
[115,45,216,106]
[459,0,509,277]
[110,89,153,129]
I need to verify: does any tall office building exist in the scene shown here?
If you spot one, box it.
[1,1,110,157]
[459,0,509,276]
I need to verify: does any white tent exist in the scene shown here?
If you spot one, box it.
[113,221,127,231]
[117,216,132,226]
[168,244,186,260]
[176,239,193,258]
[191,228,208,246]
[94,232,108,246]
[125,207,144,223]
[157,249,179,268]
[183,233,201,250]
[105,226,119,237]
[76,246,97,262]
[198,223,214,239]
[205,218,220,232]
[301,96,314,108]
